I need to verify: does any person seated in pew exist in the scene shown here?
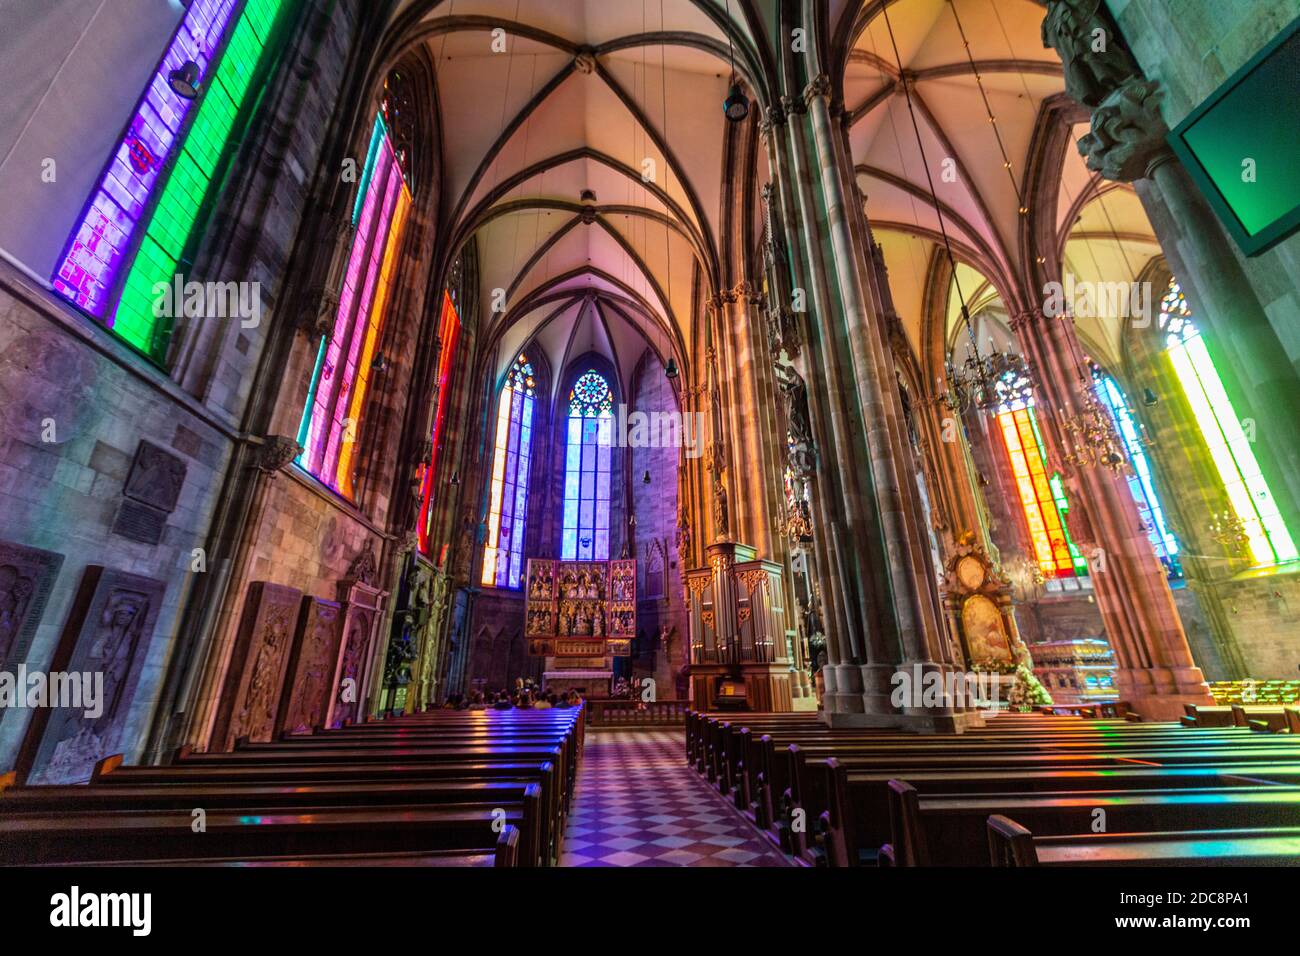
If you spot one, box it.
[553,694,570,709]
[492,692,514,711]
[533,694,553,710]
[467,691,486,711]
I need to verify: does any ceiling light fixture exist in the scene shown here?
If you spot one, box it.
[722,0,748,122]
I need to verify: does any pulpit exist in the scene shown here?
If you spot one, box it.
[685,542,793,711]
[524,558,635,698]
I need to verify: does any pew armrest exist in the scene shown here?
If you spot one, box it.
[91,754,125,780]
[987,815,1038,867]
[495,826,521,867]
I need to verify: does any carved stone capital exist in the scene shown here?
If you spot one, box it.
[255,435,302,473]
[780,93,806,117]
[802,74,832,107]
[1077,78,1169,183]
[1041,0,1143,109]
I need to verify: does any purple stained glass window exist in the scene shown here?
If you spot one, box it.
[52,0,240,315]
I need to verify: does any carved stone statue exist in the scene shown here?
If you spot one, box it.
[712,473,730,540]
[1041,0,1140,108]
[1077,79,1169,183]
[774,359,815,476]
[347,540,379,586]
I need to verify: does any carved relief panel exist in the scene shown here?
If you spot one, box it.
[17,567,165,784]
[279,597,342,735]
[213,582,302,750]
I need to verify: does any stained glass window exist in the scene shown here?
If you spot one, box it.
[53,0,286,359]
[995,389,1088,579]
[1093,370,1183,581]
[562,371,613,560]
[1159,278,1296,566]
[481,354,536,588]
[296,114,413,496]
[417,291,462,556]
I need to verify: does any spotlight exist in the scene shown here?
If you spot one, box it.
[664,357,679,380]
[168,60,202,100]
[1142,388,1158,407]
[642,470,651,484]
[371,352,389,373]
[723,82,749,122]
[449,471,460,486]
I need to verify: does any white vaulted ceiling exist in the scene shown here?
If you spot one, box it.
[382,0,760,388]
[842,0,1159,375]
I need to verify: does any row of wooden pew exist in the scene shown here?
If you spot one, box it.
[0,707,584,867]
[1182,702,1300,733]
[685,708,1300,867]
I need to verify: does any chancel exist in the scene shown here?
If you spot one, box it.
[1,0,1299,878]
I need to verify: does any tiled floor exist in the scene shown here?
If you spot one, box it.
[560,729,792,867]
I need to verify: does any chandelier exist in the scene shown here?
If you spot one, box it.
[1056,347,1128,476]
[942,312,1034,412]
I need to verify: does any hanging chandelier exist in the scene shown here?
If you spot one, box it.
[878,3,1032,414]
[941,312,1034,412]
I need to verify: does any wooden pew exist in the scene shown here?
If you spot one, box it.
[884,779,1300,866]
[818,758,1300,866]
[0,788,542,867]
[987,815,1300,866]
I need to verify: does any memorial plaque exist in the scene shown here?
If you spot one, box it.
[0,539,64,673]
[212,581,302,750]
[279,596,342,735]
[111,498,168,546]
[16,567,166,785]
[123,440,187,512]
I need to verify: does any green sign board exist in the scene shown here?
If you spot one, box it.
[1168,15,1300,256]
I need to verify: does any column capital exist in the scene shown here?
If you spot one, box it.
[802,73,832,107]
[1078,78,1172,183]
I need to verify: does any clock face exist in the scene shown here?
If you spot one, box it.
[956,556,986,591]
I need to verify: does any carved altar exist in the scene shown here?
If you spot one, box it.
[940,538,1028,670]
[685,542,793,712]
[525,558,635,697]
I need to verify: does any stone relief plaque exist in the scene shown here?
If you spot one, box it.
[123,440,187,512]
[279,596,342,735]
[212,581,302,750]
[16,567,166,785]
[327,606,372,728]
[0,539,64,674]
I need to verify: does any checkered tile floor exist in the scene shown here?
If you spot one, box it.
[560,730,791,867]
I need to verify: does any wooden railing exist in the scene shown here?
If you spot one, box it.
[586,699,689,727]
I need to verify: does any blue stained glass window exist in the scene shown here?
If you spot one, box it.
[1093,370,1184,582]
[563,370,613,560]
[481,355,536,588]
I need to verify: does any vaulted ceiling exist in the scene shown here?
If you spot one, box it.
[376,1,1164,393]
[843,0,1159,375]
[380,0,762,391]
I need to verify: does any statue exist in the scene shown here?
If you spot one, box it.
[1041,0,1140,108]
[774,359,815,476]
[712,473,730,540]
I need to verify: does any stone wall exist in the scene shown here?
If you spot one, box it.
[0,0,369,770]
[1107,0,1300,360]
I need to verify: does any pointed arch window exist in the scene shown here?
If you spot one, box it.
[417,290,462,557]
[53,0,287,359]
[296,112,414,496]
[481,354,536,589]
[1092,370,1183,581]
[1159,278,1296,566]
[562,371,613,561]
[994,371,1088,580]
